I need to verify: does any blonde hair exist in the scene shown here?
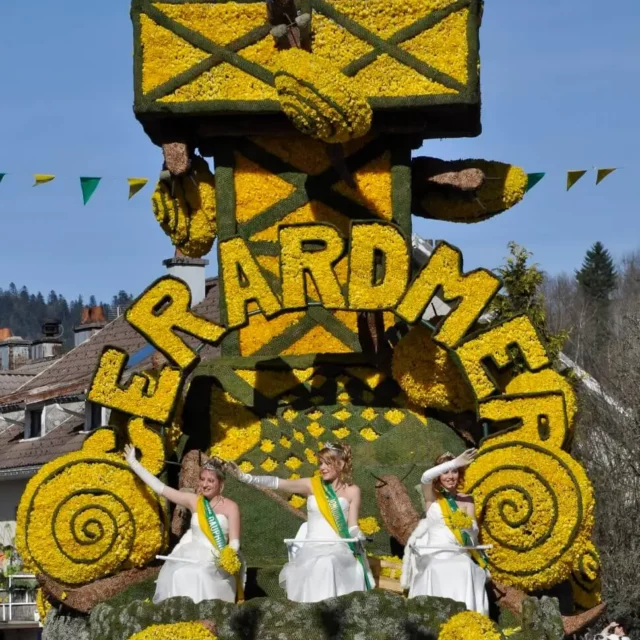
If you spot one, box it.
[431,452,465,495]
[318,442,353,485]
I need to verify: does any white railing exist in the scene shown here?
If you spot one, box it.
[0,574,38,624]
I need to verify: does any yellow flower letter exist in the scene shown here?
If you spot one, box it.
[127,276,226,370]
[88,348,182,424]
[219,237,282,328]
[396,243,500,348]
[280,224,346,309]
[348,222,409,310]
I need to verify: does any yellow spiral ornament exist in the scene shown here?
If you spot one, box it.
[151,156,217,258]
[464,442,595,591]
[570,541,602,611]
[274,49,372,144]
[439,611,503,640]
[15,428,167,586]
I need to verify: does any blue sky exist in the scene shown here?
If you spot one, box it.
[1,0,639,301]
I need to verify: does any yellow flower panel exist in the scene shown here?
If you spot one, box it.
[325,0,453,40]
[360,427,379,441]
[347,368,386,390]
[160,63,277,103]
[235,368,313,397]
[353,55,456,98]
[282,325,353,355]
[239,311,306,356]
[234,153,296,223]
[250,201,350,242]
[153,2,267,46]
[251,136,333,176]
[140,15,209,94]
[129,621,217,640]
[209,388,261,460]
[402,9,470,85]
[312,15,373,69]
[332,152,393,221]
[439,611,502,640]
[289,495,307,509]
[239,37,281,71]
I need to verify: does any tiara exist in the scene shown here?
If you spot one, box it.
[323,442,343,453]
[202,458,225,472]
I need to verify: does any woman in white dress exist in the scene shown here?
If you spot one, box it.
[401,449,489,614]
[230,442,374,603]
[124,445,245,604]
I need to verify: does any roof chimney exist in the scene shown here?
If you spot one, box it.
[31,319,64,361]
[0,328,12,342]
[74,306,107,348]
[163,255,209,306]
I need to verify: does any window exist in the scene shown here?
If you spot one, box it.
[27,409,42,439]
[89,402,102,431]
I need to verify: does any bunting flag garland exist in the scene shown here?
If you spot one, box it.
[128,178,148,200]
[526,172,545,192]
[33,174,56,187]
[596,168,616,185]
[567,170,588,191]
[80,177,102,205]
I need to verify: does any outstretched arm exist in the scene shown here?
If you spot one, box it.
[225,501,241,551]
[420,449,478,484]
[124,444,197,511]
[227,462,312,495]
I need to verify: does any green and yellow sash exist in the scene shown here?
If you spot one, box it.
[437,492,488,570]
[196,496,244,601]
[311,476,372,590]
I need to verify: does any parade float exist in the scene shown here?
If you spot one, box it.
[17,1,605,638]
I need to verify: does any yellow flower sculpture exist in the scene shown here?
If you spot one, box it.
[274,49,372,143]
[570,541,602,611]
[416,161,528,223]
[151,156,217,258]
[439,611,503,640]
[35,588,52,623]
[392,325,475,412]
[129,622,217,640]
[464,441,595,591]
[15,425,167,586]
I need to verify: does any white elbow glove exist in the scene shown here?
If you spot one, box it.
[124,444,166,495]
[420,459,459,485]
[234,469,279,490]
[229,539,240,552]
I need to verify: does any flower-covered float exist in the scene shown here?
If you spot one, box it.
[19,1,604,638]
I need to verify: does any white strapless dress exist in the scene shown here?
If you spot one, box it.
[279,495,374,603]
[154,512,239,604]
[402,502,489,614]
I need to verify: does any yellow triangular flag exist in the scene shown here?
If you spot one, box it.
[128,178,148,200]
[596,168,616,185]
[567,170,587,191]
[33,174,55,186]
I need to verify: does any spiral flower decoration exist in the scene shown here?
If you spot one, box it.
[570,541,602,610]
[274,49,372,144]
[151,156,217,258]
[464,441,595,591]
[16,428,167,586]
[439,611,503,640]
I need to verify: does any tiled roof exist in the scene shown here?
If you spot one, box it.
[0,280,221,406]
[0,360,58,396]
[0,418,87,473]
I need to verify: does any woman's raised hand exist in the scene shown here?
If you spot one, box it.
[124,444,137,466]
[455,448,478,468]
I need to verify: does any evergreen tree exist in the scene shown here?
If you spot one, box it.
[576,241,617,302]
[489,242,568,363]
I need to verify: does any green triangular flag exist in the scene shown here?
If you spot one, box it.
[80,177,102,205]
[596,168,616,185]
[128,177,148,200]
[567,170,587,191]
[526,173,545,192]
[0,173,5,184]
